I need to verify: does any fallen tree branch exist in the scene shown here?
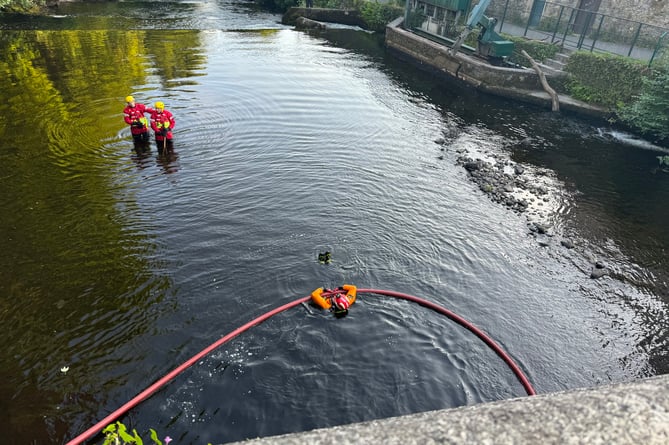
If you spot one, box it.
[450,28,473,56]
[521,49,559,112]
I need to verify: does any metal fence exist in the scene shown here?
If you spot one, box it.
[489,0,669,67]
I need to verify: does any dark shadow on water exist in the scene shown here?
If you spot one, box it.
[130,140,179,174]
[131,141,153,169]
[156,142,179,174]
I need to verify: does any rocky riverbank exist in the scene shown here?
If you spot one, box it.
[437,132,614,281]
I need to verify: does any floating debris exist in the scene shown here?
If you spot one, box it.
[318,251,331,264]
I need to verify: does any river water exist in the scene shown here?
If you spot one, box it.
[1,2,668,444]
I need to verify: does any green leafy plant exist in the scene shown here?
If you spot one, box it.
[405,10,425,30]
[617,67,669,143]
[358,1,403,32]
[0,0,44,12]
[503,34,561,67]
[101,422,171,445]
[463,28,480,48]
[564,51,650,108]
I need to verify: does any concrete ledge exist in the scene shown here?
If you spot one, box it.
[229,374,669,444]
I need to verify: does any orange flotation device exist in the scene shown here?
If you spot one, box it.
[311,284,357,311]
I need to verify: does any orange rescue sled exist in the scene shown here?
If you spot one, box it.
[311,284,357,310]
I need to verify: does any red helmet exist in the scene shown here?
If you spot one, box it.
[333,294,350,311]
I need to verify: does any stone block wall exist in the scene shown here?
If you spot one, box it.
[598,0,669,28]
[488,0,669,28]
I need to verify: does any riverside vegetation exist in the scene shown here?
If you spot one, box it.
[487,32,669,145]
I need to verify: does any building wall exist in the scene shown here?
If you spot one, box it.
[598,0,669,28]
[488,0,669,28]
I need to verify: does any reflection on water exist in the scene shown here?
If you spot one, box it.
[131,142,153,169]
[157,147,180,175]
[131,143,180,175]
[0,2,668,444]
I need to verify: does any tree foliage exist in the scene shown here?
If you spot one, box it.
[0,28,203,431]
[617,67,669,143]
[357,1,403,32]
[0,0,43,12]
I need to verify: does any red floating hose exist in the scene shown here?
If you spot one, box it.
[67,288,535,445]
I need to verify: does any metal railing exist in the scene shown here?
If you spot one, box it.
[488,0,669,67]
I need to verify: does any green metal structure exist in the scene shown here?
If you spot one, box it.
[431,0,470,10]
[472,10,514,58]
[405,0,514,60]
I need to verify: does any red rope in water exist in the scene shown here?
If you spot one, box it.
[67,288,535,445]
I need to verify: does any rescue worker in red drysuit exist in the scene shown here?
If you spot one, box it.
[331,291,350,317]
[123,95,153,145]
[150,101,176,152]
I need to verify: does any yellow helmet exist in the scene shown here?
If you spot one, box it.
[125,95,135,103]
[155,101,164,110]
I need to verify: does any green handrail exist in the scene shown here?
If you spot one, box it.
[649,31,668,68]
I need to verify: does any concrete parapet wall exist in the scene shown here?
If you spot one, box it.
[228,374,669,444]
